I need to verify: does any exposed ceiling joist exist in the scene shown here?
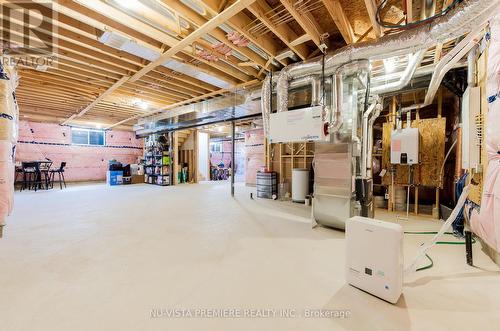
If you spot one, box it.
[159,0,269,70]
[322,0,356,44]
[63,0,241,84]
[279,0,322,47]
[129,0,257,83]
[247,0,309,60]
[364,0,383,38]
[406,0,413,23]
[291,34,312,47]
[7,0,412,128]
[61,76,130,125]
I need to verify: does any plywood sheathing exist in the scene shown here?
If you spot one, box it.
[382,117,446,188]
[469,48,489,205]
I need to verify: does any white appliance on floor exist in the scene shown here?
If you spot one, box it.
[292,168,309,202]
[345,216,403,304]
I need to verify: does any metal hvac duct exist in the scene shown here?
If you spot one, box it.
[265,0,500,116]
[370,50,426,94]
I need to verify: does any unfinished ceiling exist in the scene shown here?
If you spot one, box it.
[1,0,452,130]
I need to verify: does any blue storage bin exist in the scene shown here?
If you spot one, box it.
[107,171,123,186]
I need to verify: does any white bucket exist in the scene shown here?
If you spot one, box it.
[292,168,309,203]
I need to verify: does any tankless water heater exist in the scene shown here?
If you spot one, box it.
[390,127,419,165]
[345,216,403,304]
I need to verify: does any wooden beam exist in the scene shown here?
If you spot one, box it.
[290,34,312,47]
[322,0,356,44]
[57,0,241,84]
[279,0,322,47]
[258,57,273,77]
[129,0,256,83]
[434,43,443,63]
[160,0,269,69]
[238,62,259,67]
[198,0,285,66]
[364,0,383,38]
[406,0,413,23]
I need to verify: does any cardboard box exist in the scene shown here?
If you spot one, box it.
[131,174,144,184]
[107,171,123,186]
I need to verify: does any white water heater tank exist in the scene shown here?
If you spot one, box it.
[292,168,309,203]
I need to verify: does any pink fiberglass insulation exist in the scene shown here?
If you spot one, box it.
[0,67,18,227]
[244,129,265,186]
[470,13,500,251]
[0,142,14,226]
[16,121,144,182]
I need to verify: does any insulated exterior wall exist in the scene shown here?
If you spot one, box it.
[470,13,500,253]
[16,121,143,182]
[244,128,265,186]
[0,66,18,228]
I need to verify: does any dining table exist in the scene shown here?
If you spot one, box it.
[19,160,53,191]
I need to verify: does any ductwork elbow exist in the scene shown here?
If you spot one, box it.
[261,74,272,137]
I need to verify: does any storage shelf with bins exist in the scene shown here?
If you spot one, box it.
[144,143,172,186]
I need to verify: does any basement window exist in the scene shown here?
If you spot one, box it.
[71,128,105,146]
[210,142,222,153]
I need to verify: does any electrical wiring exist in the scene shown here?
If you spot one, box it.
[375,0,463,31]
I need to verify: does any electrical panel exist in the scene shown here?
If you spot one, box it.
[390,127,419,165]
[462,86,481,170]
[269,106,328,143]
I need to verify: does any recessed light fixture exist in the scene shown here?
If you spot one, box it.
[133,98,149,110]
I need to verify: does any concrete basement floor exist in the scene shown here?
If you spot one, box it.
[1,181,500,331]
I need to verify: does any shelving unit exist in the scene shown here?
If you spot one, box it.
[144,137,172,186]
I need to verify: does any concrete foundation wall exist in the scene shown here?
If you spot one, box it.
[16,121,143,182]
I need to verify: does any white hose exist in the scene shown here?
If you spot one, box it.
[405,185,470,275]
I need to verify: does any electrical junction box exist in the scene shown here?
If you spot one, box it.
[461,86,481,170]
[390,127,419,165]
[346,216,403,304]
[269,106,328,143]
